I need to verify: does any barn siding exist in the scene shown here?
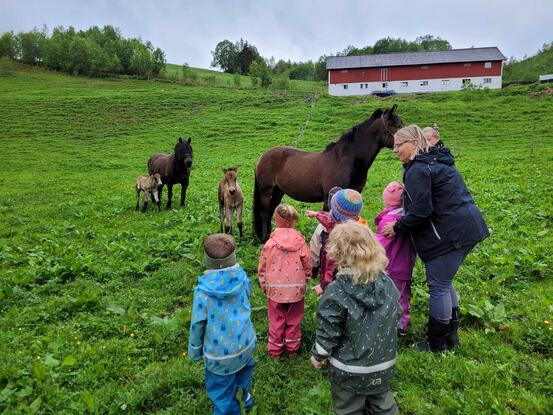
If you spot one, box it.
[329,61,502,84]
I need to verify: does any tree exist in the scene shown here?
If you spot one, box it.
[211,40,238,73]
[0,32,18,59]
[416,35,452,51]
[17,29,46,64]
[314,56,327,81]
[249,60,259,87]
[235,39,261,75]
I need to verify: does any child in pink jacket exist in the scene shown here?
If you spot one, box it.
[375,181,416,334]
[258,204,312,358]
[307,188,364,295]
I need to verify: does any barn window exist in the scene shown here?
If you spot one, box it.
[483,78,492,83]
[343,84,348,89]
[420,80,429,86]
[360,84,364,89]
[442,79,450,85]
[462,78,471,85]
[382,82,387,88]
[420,65,428,69]
[401,81,408,87]
[341,70,349,73]
[484,62,492,68]
[464,63,472,67]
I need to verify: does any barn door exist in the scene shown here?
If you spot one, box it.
[380,68,388,89]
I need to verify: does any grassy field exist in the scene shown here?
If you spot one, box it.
[0,58,552,414]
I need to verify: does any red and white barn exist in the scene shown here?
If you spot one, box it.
[326,47,506,96]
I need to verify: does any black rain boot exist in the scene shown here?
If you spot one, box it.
[446,307,461,350]
[417,316,450,352]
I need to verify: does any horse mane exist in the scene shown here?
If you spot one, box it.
[323,108,383,152]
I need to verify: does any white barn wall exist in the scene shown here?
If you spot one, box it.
[329,76,502,96]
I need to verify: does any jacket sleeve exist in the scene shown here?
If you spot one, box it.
[257,243,269,292]
[315,211,333,230]
[312,286,345,360]
[376,215,393,250]
[188,290,207,360]
[300,243,313,279]
[309,224,324,268]
[394,165,434,234]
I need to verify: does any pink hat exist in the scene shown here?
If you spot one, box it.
[383,181,404,208]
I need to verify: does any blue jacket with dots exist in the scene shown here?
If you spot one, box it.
[188,264,256,375]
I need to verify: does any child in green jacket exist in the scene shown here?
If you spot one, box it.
[310,221,402,415]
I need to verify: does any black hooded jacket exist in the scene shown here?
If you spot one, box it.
[393,147,489,262]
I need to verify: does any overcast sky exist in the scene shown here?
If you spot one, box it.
[1,0,552,69]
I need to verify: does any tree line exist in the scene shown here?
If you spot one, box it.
[211,35,452,83]
[0,25,166,78]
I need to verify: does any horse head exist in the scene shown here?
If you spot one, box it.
[152,173,162,187]
[379,105,403,148]
[222,167,239,195]
[175,137,193,169]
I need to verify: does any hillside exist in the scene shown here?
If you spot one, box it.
[0,59,552,414]
[503,43,553,83]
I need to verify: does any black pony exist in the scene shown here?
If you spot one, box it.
[253,105,403,241]
[148,137,193,209]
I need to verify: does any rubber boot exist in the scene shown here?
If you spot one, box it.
[417,316,450,352]
[446,307,460,350]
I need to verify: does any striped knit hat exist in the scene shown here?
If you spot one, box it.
[330,189,363,222]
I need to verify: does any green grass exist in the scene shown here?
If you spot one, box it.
[0,58,552,414]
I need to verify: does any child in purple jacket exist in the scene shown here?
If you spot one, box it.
[375,181,416,335]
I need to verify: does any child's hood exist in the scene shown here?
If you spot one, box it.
[197,264,248,299]
[335,272,388,311]
[269,228,306,252]
[374,207,404,226]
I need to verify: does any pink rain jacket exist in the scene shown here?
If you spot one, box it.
[258,228,312,303]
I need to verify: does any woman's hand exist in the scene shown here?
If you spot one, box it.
[382,221,396,237]
[310,355,323,369]
[305,210,317,218]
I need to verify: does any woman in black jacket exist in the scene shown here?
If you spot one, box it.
[382,125,489,352]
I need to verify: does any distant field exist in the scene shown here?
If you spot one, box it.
[164,62,325,92]
[0,59,552,414]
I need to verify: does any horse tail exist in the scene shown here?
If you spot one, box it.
[253,168,262,239]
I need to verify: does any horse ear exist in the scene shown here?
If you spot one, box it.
[390,104,398,114]
[179,137,183,143]
[233,166,239,172]
[222,168,227,173]
[187,137,192,144]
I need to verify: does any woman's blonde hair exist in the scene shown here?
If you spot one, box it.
[394,125,430,156]
[275,204,298,221]
[327,221,388,284]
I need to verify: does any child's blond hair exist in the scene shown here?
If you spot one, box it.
[327,221,389,284]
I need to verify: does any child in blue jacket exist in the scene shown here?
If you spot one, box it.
[188,233,256,414]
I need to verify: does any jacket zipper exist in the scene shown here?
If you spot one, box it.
[429,219,442,240]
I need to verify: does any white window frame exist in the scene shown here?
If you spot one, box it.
[442,79,450,85]
[400,81,408,87]
[483,78,492,84]
[420,80,429,86]
[484,62,492,68]
[464,63,472,67]
[343,84,348,89]
[462,78,471,85]
[382,82,387,88]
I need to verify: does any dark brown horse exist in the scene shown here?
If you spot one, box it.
[148,137,193,210]
[253,105,402,241]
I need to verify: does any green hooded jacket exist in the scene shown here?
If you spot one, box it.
[311,270,401,395]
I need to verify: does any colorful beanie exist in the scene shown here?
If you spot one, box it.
[331,189,363,222]
[383,181,404,208]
